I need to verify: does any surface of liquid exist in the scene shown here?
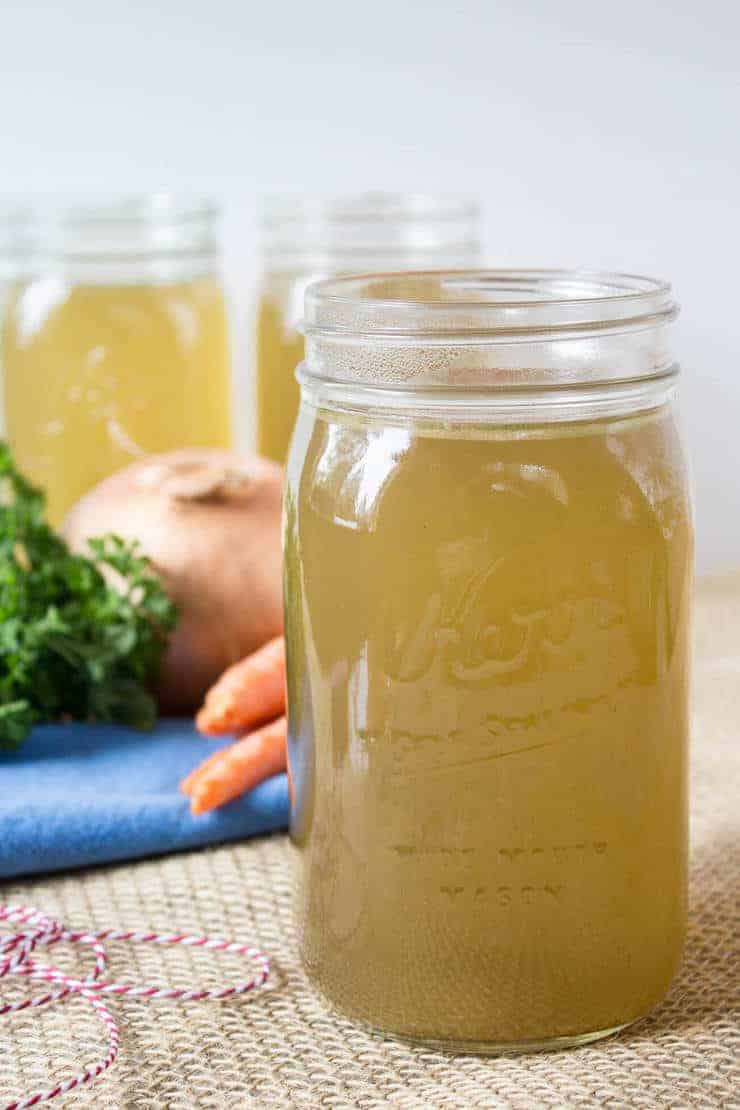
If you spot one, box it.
[2,275,232,522]
[255,291,304,464]
[284,401,692,1048]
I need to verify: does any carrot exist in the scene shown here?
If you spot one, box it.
[179,762,202,796]
[195,636,286,736]
[182,716,288,815]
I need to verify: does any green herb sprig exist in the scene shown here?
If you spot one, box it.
[0,443,177,748]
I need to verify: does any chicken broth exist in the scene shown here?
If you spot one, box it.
[255,290,304,464]
[285,402,691,1049]
[2,276,232,523]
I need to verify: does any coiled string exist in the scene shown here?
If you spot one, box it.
[0,904,271,1109]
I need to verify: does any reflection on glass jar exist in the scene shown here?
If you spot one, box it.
[285,270,693,1052]
[1,197,232,523]
[256,193,480,464]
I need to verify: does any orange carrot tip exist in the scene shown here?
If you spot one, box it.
[180,743,232,796]
[180,770,197,796]
[196,637,286,737]
[189,716,287,815]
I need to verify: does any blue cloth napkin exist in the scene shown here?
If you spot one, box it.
[0,719,289,879]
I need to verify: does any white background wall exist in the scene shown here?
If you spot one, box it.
[2,0,739,571]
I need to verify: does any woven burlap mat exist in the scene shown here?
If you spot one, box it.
[1,577,738,1109]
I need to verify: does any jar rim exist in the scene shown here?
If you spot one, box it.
[303,269,678,339]
[9,194,219,261]
[301,268,679,393]
[30,193,216,227]
[260,193,480,267]
[262,191,479,227]
[0,203,32,257]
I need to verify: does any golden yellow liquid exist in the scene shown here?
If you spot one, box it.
[285,402,692,1049]
[2,275,232,522]
[256,292,304,464]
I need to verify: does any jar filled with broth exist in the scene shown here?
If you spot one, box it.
[256,193,480,463]
[285,270,692,1052]
[1,196,232,523]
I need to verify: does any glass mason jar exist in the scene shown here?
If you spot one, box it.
[255,193,480,463]
[284,270,692,1052]
[1,196,232,523]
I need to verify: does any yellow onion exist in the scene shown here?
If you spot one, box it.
[63,448,284,714]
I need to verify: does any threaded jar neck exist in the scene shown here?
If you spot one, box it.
[299,269,680,423]
[261,193,481,271]
[0,205,33,283]
[9,195,221,282]
[302,268,679,388]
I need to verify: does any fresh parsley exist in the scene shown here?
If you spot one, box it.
[0,442,177,748]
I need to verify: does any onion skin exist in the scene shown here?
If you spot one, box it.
[62,449,284,714]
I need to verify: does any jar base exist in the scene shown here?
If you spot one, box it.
[302,959,642,1055]
[382,1021,631,1056]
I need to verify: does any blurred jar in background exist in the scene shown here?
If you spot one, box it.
[1,196,232,523]
[255,193,480,463]
[0,206,32,435]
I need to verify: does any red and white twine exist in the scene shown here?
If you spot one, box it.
[0,904,271,1109]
